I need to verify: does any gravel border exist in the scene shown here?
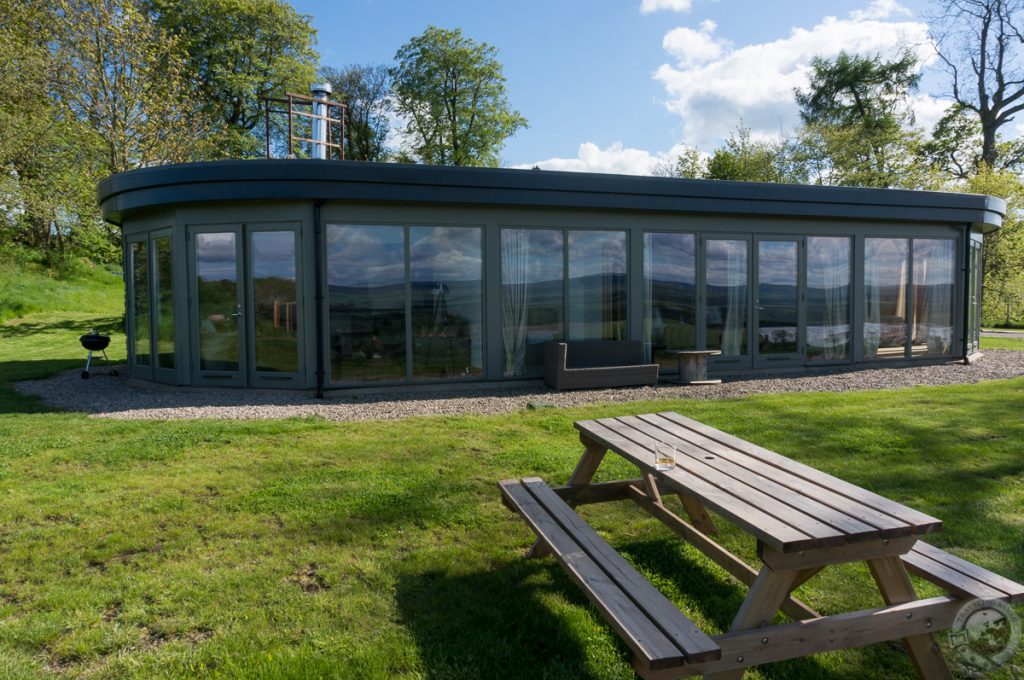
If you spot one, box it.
[14,350,1024,422]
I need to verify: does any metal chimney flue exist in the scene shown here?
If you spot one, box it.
[310,82,332,160]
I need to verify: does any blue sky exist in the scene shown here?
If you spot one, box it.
[291,0,946,173]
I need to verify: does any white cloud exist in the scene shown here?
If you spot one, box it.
[662,20,728,66]
[640,0,693,15]
[850,0,912,21]
[654,2,936,149]
[512,142,699,176]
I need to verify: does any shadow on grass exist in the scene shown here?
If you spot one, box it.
[0,315,123,339]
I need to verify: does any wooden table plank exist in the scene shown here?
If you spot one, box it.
[621,415,878,539]
[577,419,813,552]
[657,412,943,535]
[637,412,915,539]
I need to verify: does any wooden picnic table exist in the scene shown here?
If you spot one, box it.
[500,411,1024,679]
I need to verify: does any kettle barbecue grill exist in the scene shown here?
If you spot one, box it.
[79,331,117,379]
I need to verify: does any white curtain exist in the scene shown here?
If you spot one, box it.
[864,241,881,357]
[501,230,529,377]
[821,240,849,359]
[921,241,954,353]
[721,242,745,356]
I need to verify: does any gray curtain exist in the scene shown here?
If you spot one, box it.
[501,230,528,377]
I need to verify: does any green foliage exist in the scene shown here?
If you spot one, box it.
[703,125,807,183]
[391,26,527,166]
[146,0,319,159]
[0,257,123,323]
[923,104,1024,179]
[320,64,393,162]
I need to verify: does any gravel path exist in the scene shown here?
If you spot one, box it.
[14,350,1024,422]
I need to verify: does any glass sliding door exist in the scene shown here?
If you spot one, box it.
[754,239,800,363]
[153,235,175,371]
[806,236,851,361]
[327,225,406,383]
[193,229,244,383]
[410,226,483,379]
[864,238,909,359]
[249,229,301,383]
[968,239,982,355]
[130,240,151,371]
[644,232,696,369]
[567,230,627,340]
[501,228,564,377]
[705,238,750,364]
[911,239,956,357]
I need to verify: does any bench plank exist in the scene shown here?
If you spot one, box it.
[904,542,1024,604]
[656,412,942,535]
[636,412,914,539]
[500,479,721,670]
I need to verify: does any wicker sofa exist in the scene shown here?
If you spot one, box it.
[543,340,660,391]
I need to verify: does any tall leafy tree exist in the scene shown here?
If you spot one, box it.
[704,125,807,183]
[391,26,527,166]
[923,103,1024,178]
[795,50,926,188]
[146,0,319,158]
[930,0,1024,169]
[319,64,392,162]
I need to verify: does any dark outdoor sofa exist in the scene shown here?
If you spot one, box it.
[543,340,660,391]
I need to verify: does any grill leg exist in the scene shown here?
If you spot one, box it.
[84,351,94,372]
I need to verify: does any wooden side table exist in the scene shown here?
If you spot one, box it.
[667,349,722,385]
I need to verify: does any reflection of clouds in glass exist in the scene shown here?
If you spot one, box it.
[645,233,696,283]
[758,241,797,286]
[706,240,747,287]
[569,231,626,278]
[410,226,481,282]
[502,229,563,283]
[807,237,851,285]
[866,238,909,272]
[196,232,236,282]
[252,231,296,281]
[913,239,955,285]
[327,224,404,287]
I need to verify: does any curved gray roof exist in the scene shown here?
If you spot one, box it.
[97,159,1005,232]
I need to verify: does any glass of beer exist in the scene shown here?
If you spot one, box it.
[654,442,676,471]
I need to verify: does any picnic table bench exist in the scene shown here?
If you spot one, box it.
[499,412,1024,679]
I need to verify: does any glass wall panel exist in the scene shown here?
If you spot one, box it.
[252,231,299,373]
[806,236,851,360]
[131,240,150,366]
[501,228,563,377]
[757,241,799,354]
[912,239,956,356]
[410,226,483,379]
[644,232,696,369]
[864,238,909,359]
[567,230,627,340]
[706,239,748,356]
[195,232,239,371]
[327,225,406,382]
[153,236,174,370]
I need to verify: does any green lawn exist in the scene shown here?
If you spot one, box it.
[1,302,1022,678]
[982,334,1024,351]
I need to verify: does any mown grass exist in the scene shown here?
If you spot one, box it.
[982,334,1024,351]
[0,259,123,324]
[0,279,1021,678]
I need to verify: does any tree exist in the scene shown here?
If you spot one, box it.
[391,26,527,166]
[794,51,926,188]
[704,125,807,183]
[319,64,392,162]
[930,0,1024,169]
[146,0,319,158]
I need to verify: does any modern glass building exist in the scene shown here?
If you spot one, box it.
[98,160,1003,392]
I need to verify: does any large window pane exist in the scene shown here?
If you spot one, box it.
[706,239,748,356]
[864,238,909,359]
[912,239,955,356]
[806,237,851,360]
[501,229,563,377]
[196,232,239,371]
[567,230,627,340]
[410,226,483,379]
[153,236,174,370]
[328,225,406,382]
[252,231,299,373]
[644,232,696,369]
[131,240,150,366]
[757,240,798,355]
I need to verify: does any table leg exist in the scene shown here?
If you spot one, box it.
[703,565,798,680]
[527,435,607,559]
[867,556,953,680]
[678,493,718,535]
